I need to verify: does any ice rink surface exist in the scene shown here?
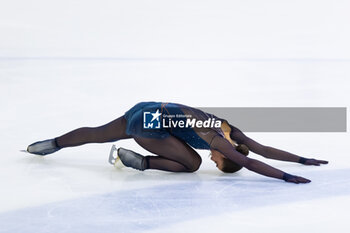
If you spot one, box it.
[1,1,350,232]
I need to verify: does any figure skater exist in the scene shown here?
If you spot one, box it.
[26,101,328,184]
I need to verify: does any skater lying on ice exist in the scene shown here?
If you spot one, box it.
[26,101,328,184]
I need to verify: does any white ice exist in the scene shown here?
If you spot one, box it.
[0,1,350,233]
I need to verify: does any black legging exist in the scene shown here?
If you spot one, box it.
[55,116,202,172]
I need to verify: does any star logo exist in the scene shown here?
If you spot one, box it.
[150,109,161,122]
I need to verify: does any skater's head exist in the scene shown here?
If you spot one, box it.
[210,144,248,173]
[210,120,250,173]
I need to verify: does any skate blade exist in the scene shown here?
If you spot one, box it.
[108,145,118,164]
[108,145,125,169]
[114,156,125,169]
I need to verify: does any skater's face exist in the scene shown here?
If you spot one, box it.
[210,150,225,171]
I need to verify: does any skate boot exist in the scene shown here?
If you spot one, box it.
[27,138,61,155]
[108,145,147,171]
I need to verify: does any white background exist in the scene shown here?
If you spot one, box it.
[0,0,349,232]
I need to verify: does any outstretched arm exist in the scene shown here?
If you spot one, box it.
[229,124,328,166]
[210,135,311,184]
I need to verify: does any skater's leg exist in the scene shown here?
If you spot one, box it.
[144,156,189,172]
[27,116,132,155]
[133,136,202,172]
[56,116,131,148]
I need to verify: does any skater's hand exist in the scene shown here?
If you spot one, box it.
[285,176,311,184]
[303,158,328,166]
[283,173,311,184]
[299,157,329,166]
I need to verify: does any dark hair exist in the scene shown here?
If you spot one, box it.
[220,144,249,173]
[236,144,249,156]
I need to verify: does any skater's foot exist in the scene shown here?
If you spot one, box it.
[27,138,61,155]
[110,147,147,171]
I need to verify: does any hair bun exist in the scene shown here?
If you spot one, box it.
[236,144,249,156]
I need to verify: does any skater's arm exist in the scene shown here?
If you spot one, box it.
[210,136,310,183]
[229,124,328,166]
[258,145,328,165]
[244,137,301,162]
